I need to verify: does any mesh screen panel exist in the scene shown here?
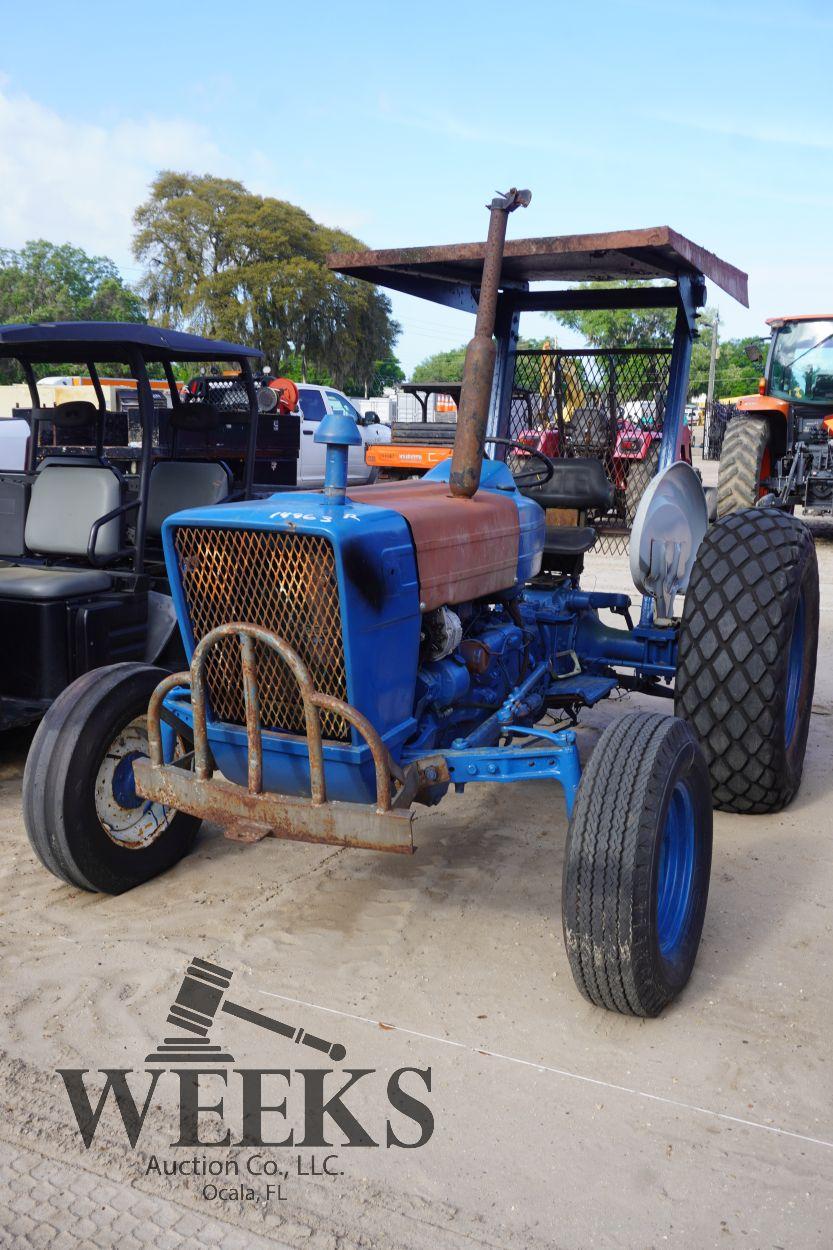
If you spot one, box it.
[704,402,736,460]
[510,348,672,555]
[198,377,251,410]
[173,527,349,740]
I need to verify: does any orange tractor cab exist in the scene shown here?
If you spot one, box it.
[717,315,833,516]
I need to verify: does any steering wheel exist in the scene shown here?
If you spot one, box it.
[484,437,555,490]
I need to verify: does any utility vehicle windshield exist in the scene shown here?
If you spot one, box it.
[770,318,833,403]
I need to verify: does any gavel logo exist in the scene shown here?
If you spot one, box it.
[145,956,346,1065]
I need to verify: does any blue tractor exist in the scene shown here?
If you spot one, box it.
[24,193,819,1016]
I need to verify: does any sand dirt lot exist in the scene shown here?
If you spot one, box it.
[2,490,832,1249]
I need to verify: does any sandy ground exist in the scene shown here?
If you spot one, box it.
[2,455,832,1249]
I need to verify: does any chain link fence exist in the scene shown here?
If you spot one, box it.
[509,348,672,555]
[703,401,737,460]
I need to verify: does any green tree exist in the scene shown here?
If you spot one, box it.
[549,281,676,348]
[411,344,467,384]
[712,339,766,398]
[0,241,144,381]
[133,172,400,392]
[372,357,405,391]
[548,282,764,401]
[688,328,766,400]
[344,355,404,397]
[411,338,546,385]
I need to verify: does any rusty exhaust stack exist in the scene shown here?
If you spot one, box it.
[448,187,531,498]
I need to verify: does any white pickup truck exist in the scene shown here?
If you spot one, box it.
[295,384,390,485]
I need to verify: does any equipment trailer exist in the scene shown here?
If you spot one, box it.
[23,196,819,1017]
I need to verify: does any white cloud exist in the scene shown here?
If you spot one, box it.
[0,81,224,269]
[0,81,372,275]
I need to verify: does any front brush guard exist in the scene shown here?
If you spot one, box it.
[132,623,416,854]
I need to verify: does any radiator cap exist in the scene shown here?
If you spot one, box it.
[314,412,362,446]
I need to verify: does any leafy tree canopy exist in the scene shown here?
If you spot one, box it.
[550,281,765,400]
[411,344,467,384]
[0,241,145,382]
[361,356,405,396]
[689,333,765,400]
[549,280,676,348]
[133,172,400,394]
[411,338,547,385]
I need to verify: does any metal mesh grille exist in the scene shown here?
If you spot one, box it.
[173,527,349,740]
[510,348,672,555]
[194,377,251,411]
[703,401,736,460]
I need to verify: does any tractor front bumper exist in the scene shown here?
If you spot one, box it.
[132,623,417,853]
[132,754,416,853]
[132,622,586,855]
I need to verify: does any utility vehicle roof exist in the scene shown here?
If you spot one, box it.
[329,226,748,307]
[0,322,262,365]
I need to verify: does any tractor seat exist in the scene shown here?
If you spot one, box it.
[522,457,613,512]
[543,525,597,557]
[0,565,111,600]
[145,460,232,538]
[0,461,122,601]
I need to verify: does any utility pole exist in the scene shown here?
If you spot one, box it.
[706,310,719,414]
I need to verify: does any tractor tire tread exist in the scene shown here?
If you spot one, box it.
[563,711,704,1017]
[23,663,199,892]
[716,416,769,517]
[23,665,149,886]
[674,508,818,813]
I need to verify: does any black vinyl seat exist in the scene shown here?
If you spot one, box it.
[522,457,614,513]
[0,566,111,599]
[522,457,613,577]
[544,525,597,557]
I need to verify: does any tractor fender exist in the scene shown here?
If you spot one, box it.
[735,395,790,419]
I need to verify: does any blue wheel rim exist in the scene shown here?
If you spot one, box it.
[784,590,805,747]
[656,781,697,961]
[111,751,145,809]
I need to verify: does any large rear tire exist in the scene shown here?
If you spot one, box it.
[562,712,712,1017]
[716,415,774,517]
[23,664,200,893]
[675,509,818,813]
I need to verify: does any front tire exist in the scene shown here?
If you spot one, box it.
[23,664,200,893]
[716,416,774,517]
[562,712,712,1016]
[675,509,818,813]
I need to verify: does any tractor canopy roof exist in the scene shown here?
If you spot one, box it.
[0,322,262,366]
[329,226,748,308]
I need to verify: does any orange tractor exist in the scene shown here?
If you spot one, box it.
[717,315,833,516]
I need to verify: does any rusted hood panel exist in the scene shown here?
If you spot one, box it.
[348,481,519,610]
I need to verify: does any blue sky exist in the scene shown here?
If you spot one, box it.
[1,0,831,373]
